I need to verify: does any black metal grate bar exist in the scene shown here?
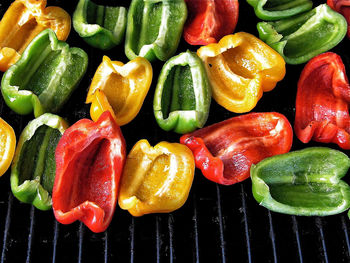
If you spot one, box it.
[341,216,350,257]
[78,222,84,263]
[168,214,174,263]
[192,193,200,263]
[215,184,226,263]
[316,218,329,263]
[267,210,277,263]
[52,221,59,263]
[1,193,13,263]
[155,216,160,263]
[104,231,108,263]
[129,217,135,263]
[240,184,252,263]
[25,206,35,263]
[291,216,303,263]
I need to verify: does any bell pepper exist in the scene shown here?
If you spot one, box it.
[10,113,68,211]
[0,0,71,72]
[0,118,16,177]
[294,52,350,150]
[118,139,195,216]
[1,28,88,118]
[86,56,152,126]
[53,111,126,233]
[197,32,285,113]
[257,4,347,65]
[153,50,211,134]
[247,0,313,21]
[183,0,239,45]
[251,147,350,216]
[328,0,350,38]
[124,0,187,61]
[73,0,127,50]
[180,112,293,185]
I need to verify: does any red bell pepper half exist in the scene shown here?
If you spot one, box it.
[328,0,350,38]
[294,52,350,150]
[183,0,239,45]
[180,112,293,185]
[52,111,126,233]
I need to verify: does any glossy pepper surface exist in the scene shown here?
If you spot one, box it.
[257,4,347,64]
[73,0,127,50]
[0,118,15,177]
[247,0,312,21]
[180,112,293,185]
[251,147,350,216]
[184,0,239,45]
[53,112,126,233]
[294,52,350,150]
[125,0,187,61]
[119,139,195,216]
[197,32,285,113]
[86,56,152,126]
[1,29,88,118]
[153,50,211,134]
[328,0,350,38]
[11,114,68,211]
[0,0,71,72]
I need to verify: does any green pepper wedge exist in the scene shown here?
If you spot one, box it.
[11,113,68,211]
[257,4,347,64]
[1,29,88,117]
[73,0,127,50]
[153,50,211,134]
[251,147,350,216]
[125,0,187,61]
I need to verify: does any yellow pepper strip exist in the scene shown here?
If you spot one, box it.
[197,32,286,113]
[86,56,152,126]
[0,0,71,72]
[0,118,16,177]
[118,139,195,216]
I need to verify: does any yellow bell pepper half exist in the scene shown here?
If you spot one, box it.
[86,56,153,126]
[0,0,71,72]
[0,118,16,177]
[118,139,195,216]
[197,32,286,113]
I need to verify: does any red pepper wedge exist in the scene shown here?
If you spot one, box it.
[52,111,126,233]
[180,112,293,185]
[183,0,239,45]
[328,0,350,38]
[294,52,350,150]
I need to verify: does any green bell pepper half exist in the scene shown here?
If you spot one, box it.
[257,4,347,64]
[1,29,88,117]
[11,113,68,211]
[153,50,211,134]
[247,0,313,21]
[125,0,187,62]
[73,0,127,50]
[251,147,350,216]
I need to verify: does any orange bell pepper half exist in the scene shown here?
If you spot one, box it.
[0,117,16,177]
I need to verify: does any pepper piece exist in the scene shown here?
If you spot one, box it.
[73,0,127,50]
[53,111,126,233]
[247,0,312,21]
[1,29,88,118]
[86,56,152,126]
[0,0,71,72]
[180,112,293,185]
[257,4,347,64]
[0,118,16,177]
[119,139,194,216]
[197,32,285,113]
[294,52,350,150]
[125,0,187,61]
[184,0,239,45]
[153,50,211,134]
[328,0,350,38]
[251,147,350,216]
[11,113,68,211]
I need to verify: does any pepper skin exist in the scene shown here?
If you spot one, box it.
[0,0,71,72]
[86,56,152,126]
[184,0,239,45]
[118,139,195,216]
[73,0,127,50]
[197,32,285,113]
[257,4,347,64]
[153,50,211,134]
[328,0,350,38]
[251,147,350,216]
[180,112,293,185]
[1,29,88,118]
[11,114,68,211]
[294,52,350,150]
[0,118,15,177]
[53,111,126,233]
[125,0,187,61]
